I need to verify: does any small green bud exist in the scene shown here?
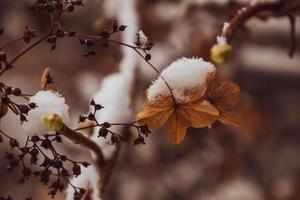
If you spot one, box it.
[44,113,64,131]
[210,43,232,64]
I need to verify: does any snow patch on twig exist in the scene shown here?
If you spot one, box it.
[217,36,228,45]
[147,57,216,103]
[22,90,70,136]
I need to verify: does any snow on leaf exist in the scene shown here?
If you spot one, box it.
[147,57,216,103]
[137,86,219,144]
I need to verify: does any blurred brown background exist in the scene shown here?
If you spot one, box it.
[1,0,300,199]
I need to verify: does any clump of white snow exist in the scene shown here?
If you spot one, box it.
[147,57,216,103]
[217,35,228,45]
[222,22,230,34]
[22,90,70,136]
[90,74,132,159]
[137,30,149,49]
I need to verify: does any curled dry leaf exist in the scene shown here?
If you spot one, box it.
[41,67,56,91]
[208,81,241,127]
[137,87,219,144]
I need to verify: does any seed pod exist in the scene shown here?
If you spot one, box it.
[40,67,56,91]
[44,113,64,131]
[0,103,8,118]
[210,43,232,64]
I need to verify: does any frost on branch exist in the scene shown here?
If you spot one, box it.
[22,90,70,136]
[147,57,216,103]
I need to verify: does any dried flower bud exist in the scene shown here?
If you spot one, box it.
[210,43,232,64]
[28,102,36,109]
[61,168,69,177]
[111,135,120,145]
[81,161,90,168]
[113,21,118,32]
[40,170,50,185]
[87,113,95,121]
[0,103,8,118]
[44,113,64,131]
[90,99,95,106]
[119,25,127,31]
[30,148,39,156]
[5,87,12,95]
[72,164,81,176]
[100,30,110,39]
[9,139,19,149]
[79,115,87,123]
[19,105,29,114]
[98,127,108,138]
[0,51,7,61]
[1,96,10,105]
[31,135,40,142]
[94,104,103,110]
[140,125,151,136]
[12,88,22,96]
[145,54,151,61]
[41,138,51,149]
[134,136,145,145]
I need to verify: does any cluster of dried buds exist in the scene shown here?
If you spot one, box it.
[135,31,154,61]
[29,0,84,14]
[78,99,151,145]
[1,129,90,199]
[77,20,127,57]
[0,0,157,198]
[0,82,36,123]
[0,26,38,75]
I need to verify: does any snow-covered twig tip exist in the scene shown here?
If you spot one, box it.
[147,57,216,103]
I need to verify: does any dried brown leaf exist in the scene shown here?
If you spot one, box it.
[137,97,174,129]
[137,94,219,144]
[209,81,240,109]
[180,100,219,128]
[165,110,189,144]
[218,110,242,127]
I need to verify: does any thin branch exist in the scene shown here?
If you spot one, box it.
[107,39,177,105]
[74,33,176,104]
[288,14,296,57]
[222,1,284,42]
[10,33,52,65]
[220,0,300,56]
[58,124,106,167]
[0,30,54,76]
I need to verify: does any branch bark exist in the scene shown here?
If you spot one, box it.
[58,124,106,167]
[223,0,300,43]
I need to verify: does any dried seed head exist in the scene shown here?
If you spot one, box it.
[210,43,232,64]
[0,103,8,118]
[44,113,64,131]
